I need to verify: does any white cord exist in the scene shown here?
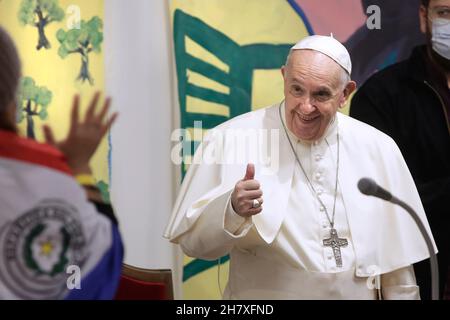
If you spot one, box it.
[217,257,224,298]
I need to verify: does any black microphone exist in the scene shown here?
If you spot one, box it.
[357,177,439,300]
[357,178,393,201]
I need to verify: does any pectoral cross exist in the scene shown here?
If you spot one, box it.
[323,228,348,268]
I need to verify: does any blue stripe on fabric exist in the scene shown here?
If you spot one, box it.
[286,0,315,35]
[65,225,124,300]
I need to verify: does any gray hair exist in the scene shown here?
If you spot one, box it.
[0,26,21,113]
[338,69,351,90]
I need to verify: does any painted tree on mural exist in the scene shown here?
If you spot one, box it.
[56,16,103,85]
[17,77,52,139]
[18,0,65,50]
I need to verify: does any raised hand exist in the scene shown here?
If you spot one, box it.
[231,163,264,218]
[43,92,118,175]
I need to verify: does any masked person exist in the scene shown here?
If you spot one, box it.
[351,0,450,300]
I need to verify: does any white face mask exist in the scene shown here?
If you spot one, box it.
[431,18,450,60]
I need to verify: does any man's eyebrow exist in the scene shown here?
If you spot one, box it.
[313,86,333,93]
[289,77,304,84]
[431,5,450,12]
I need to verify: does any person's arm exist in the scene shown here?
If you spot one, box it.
[42,93,123,300]
[74,168,118,225]
[176,164,260,260]
[381,266,420,300]
[177,189,253,260]
[224,195,253,234]
[43,92,119,225]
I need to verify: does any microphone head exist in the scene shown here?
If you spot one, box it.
[358,178,378,196]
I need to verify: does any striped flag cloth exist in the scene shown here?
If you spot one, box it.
[0,130,123,300]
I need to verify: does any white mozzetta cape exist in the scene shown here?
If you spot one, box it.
[165,104,436,280]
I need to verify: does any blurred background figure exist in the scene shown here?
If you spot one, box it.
[350,0,450,300]
[345,0,425,84]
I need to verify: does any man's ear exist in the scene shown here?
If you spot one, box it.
[339,81,357,108]
[281,66,286,79]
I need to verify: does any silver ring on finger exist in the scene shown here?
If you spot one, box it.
[252,199,261,209]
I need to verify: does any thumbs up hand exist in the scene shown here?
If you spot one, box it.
[231,164,264,218]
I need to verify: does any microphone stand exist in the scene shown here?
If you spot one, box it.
[390,196,439,300]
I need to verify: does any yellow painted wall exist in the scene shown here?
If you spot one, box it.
[0,0,108,184]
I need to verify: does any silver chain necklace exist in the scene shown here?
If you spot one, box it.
[278,102,348,268]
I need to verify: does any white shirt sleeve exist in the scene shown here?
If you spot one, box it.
[176,190,253,260]
[381,265,420,300]
[224,195,253,235]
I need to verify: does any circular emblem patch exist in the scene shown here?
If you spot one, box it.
[0,200,86,299]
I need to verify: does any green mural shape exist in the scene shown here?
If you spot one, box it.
[17,77,52,139]
[173,9,294,281]
[18,0,65,50]
[174,9,292,176]
[56,16,103,85]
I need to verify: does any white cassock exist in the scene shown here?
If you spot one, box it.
[164,102,437,300]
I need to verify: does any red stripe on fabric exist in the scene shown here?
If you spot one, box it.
[0,130,72,175]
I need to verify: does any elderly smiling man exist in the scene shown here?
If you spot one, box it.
[165,35,436,300]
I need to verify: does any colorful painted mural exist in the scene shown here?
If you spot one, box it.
[0,0,110,197]
[170,0,424,299]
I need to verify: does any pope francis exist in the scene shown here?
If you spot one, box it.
[164,35,437,300]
